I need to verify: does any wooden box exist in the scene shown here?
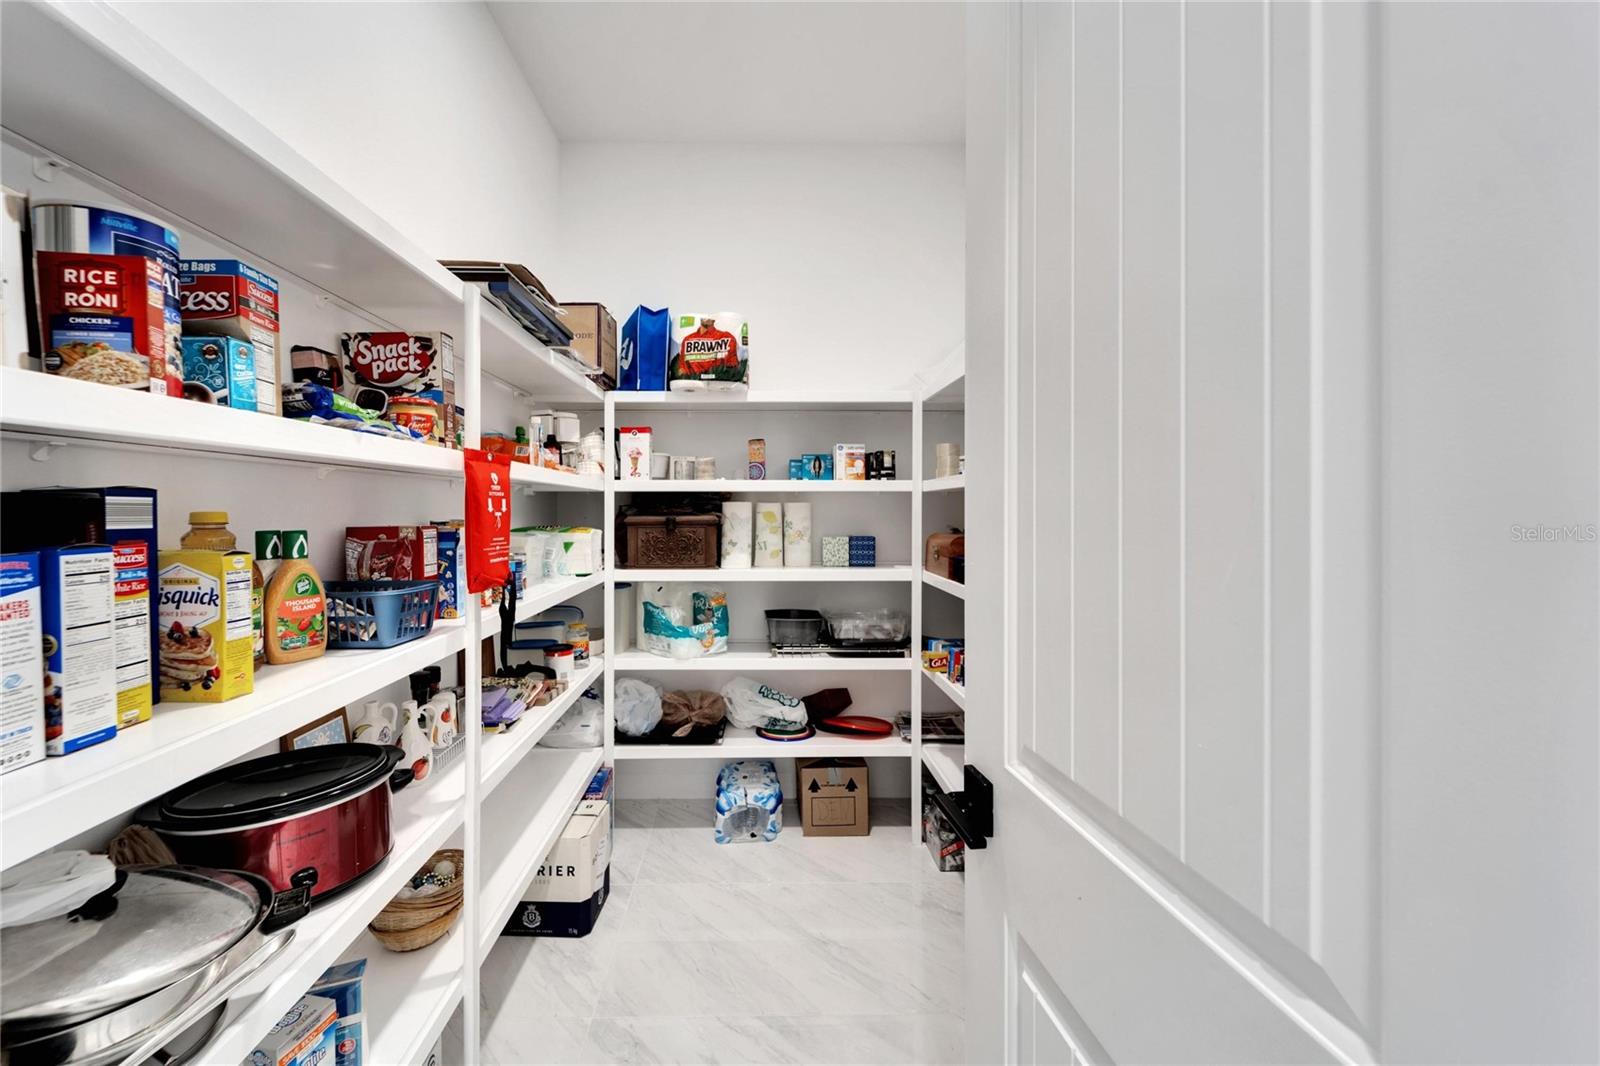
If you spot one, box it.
[622,514,721,568]
[924,532,965,581]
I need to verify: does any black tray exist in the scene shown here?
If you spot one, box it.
[614,719,728,746]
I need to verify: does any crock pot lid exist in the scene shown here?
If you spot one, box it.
[0,866,261,1024]
[156,743,394,825]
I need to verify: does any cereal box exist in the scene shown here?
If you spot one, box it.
[179,259,280,415]
[39,546,118,755]
[158,549,253,702]
[0,552,45,774]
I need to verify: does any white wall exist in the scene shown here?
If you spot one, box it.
[108,1,563,266]
[555,142,964,391]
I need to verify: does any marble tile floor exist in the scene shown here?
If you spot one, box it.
[462,798,965,1065]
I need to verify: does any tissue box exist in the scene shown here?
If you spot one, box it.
[848,536,876,567]
[821,536,849,567]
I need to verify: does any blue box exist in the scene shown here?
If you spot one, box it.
[619,306,670,391]
[309,959,366,1066]
[181,335,257,410]
[848,536,876,567]
[788,458,804,479]
[38,546,118,756]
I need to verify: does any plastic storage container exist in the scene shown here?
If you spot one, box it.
[765,608,826,646]
[325,580,438,649]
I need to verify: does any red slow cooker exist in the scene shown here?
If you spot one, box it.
[141,743,400,904]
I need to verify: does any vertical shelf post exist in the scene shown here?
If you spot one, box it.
[459,285,483,1059]
[911,388,925,845]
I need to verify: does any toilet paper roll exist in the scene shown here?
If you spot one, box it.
[783,502,812,567]
[721,501,753,569]
[753,502,784,568]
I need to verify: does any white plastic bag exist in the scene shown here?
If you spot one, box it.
[719,676,806,729]
[641,586,729,659]
[615,677,665,737]
[539,694,603,748]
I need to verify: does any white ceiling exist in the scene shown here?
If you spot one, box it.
[487,1,964,145]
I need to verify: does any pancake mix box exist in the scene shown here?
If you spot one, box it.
[158,549,253,702]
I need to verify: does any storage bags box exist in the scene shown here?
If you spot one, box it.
[503,799,612,938]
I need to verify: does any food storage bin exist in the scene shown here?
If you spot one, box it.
[765,608,826,646]
[823,608,910,645]
[325,580,438,649]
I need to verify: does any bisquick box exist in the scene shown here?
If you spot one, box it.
[0,553,45,774]
[338,332,456,446]
[158,549,253,703]
[39,546,118,756]
[179,259,280,415]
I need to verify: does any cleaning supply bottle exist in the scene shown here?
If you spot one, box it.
[252,531,282,669]
[263,529,327,665]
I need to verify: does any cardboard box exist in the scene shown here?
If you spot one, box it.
[503,799,611,937]
[309,959,365,1066]
[157,549,253,703]
[179,259,280,415]
[344,525,438,582]
[560,303,617,385]
[0,552,45,774]
[251,994,337,1066]
[338,332,456,446]
[180,335,256,411]
[796,757,870,837]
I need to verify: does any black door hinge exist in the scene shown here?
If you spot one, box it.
[932,764,994,850]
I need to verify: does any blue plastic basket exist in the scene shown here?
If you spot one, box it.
[325,580,438,649]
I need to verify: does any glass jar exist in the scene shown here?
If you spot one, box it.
[181,511,237,551]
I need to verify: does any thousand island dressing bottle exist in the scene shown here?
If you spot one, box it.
[264,529,327,665]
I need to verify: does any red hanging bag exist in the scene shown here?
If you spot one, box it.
[463,448,511,593]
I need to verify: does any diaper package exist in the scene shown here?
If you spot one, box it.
[669,312,749,392]
[714,759,782,844]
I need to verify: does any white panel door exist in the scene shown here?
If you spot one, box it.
[965,3,1378,1062]
[966,2,1600,1063]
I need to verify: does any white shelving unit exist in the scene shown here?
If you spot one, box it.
[616,565,913,584]
[912,349,967,867]
[612,643,913,673]
[0,7,610,1062]
[621,478,913,494]
[615,726,908,761]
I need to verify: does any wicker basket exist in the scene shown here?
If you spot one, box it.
[369,849,464,936]
[370,904,461,952]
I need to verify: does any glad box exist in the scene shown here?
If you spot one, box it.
[158,550,253,703]
[179,259,281,415]
[339,332,456,446]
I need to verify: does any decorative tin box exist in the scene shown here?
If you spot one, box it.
[621,514,721,568]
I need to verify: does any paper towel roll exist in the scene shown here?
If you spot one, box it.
[753,502,784,567]
[783,502,812,567]
[721,501,753,568]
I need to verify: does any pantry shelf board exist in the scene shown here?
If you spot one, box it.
[613,643,913,673]
[0,626,467,869]
[922,743,966,794]
[922,570,967,600]
[477,747,605,956]
[613,566,914,584]
[610,390,913,413]
[198,759,467,1063]
[0,3,462,324]
[618,479,914,494]
[477,572,606,629]
[510,462,604,492]
[923,668,968,711]
[922,474,966,493]
[614,726,910,761]
[479,301,606,404]
[480,659,604,793]
[338,929,464,1066]
[0,368,465,478]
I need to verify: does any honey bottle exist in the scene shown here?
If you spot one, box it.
[263,530,327,665]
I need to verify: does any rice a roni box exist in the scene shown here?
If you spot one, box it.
[37,252,178,393]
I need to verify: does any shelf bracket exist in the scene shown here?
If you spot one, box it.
[315,465,333,481]
[28,441,64,462]
[31,155,58,182]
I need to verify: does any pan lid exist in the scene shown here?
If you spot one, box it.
[151,743,398,829]
[1,866,263,1025]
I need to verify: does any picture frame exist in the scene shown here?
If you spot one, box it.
[281,708,350,752]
